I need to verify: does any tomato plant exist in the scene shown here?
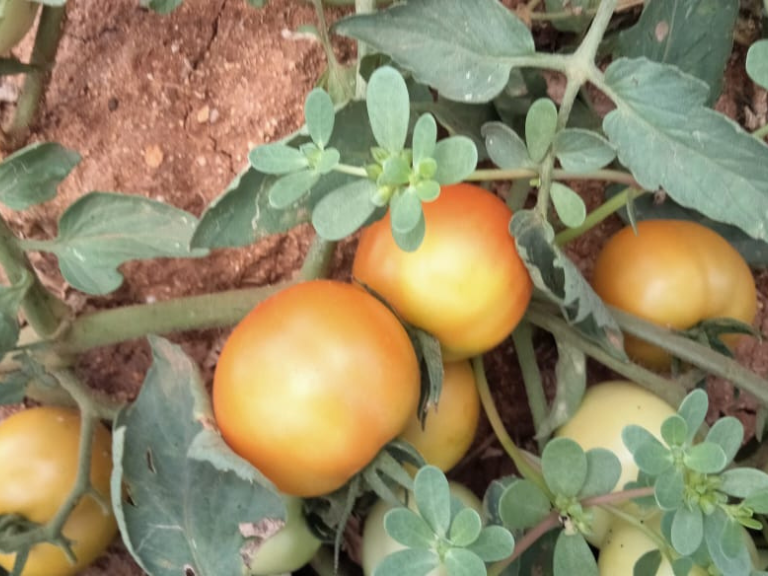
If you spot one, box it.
[212,279,421,497]
[399,360,480,472]
[0,407,116,576]
[592,220,758,369]
[353,183,533,360]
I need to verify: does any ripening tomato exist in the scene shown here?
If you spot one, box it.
[352,183,533,361]
[592,220,757,369]
[399,360,480,472]
[555,381,676,547]
[0,0,39,54]
[213,280,421,497]
[0,407,117,576]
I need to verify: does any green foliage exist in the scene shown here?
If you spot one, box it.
[747,40,768,91]
[0,270,31,357]
[534,339,586,441]
[111,337,285,576]
[550,182,586,228]
[483,122,535,170]
[553,129,615,173]
[525,99,558,164]
[544,0,598,33]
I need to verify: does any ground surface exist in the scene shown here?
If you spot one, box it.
[1,1,767,575]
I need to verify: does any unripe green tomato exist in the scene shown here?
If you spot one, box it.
[554,381,676,547]
[0,0,38,54]
[248,495,322,576]
[361,482,482,576]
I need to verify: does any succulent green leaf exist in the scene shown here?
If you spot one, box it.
[705,417,743,465]
[683,443,727,474]
[622,424,660,454]
[367,66,410,153]
[268,170,319,209]
[704,509,752,576]
[432,136,478,185]
[304,88,335,147]
[392,210,426,252]
[655,468,685,510]
[677,389,709,443]
[525,98,558,163]
[390,190,423,235]
[372,548,441,576]
[661,415,688,448]
[744,488,768,514]
[670,557,694,576]
[384,508,436,549]
[554,129,616,173]
[542,438,587,497]
[671,506,703,556]
[249,143,309,174]
[633,550,662,576]
[415,180,440,203]
[550,182,586,228]
[482,122,535,170]
[580,448,621,499]
[379,156,412,187]
[443,547,486,576]
[412,114,437,164]
[414,466,451,538]
[483,477,517,526]
[499,479,552,531]
[311,179,378,241]
[719,468,768,498]
[553,532,597,576]
[314,148,340,174]
[466,526,515,563]
[634,440,673,476]
[449,508,482,547]
[416,158,438,181]
[334,0,535,103]
[747,40,768,91]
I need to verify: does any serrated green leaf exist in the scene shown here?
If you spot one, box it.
[580,448,621,499]
[267,170,319,209]
[655,468,685,510]
[372,548,440,576]
[379,156,411,187]
[482,122,535,170]
[449,508,482,547]
[249,143,309,174]
[444,547,486,576]
[671,506,703,556]
[0,271,32,357]
[367,67,410,153]
[747,40,768,91]
[466,526,515,563]
[550,182,586,228]
[432,136,478,185]
[616,0,738,104]
[0,142,80,211]
[719,468,768,498]
[412,114,437,164]
[677,389,709,444]
[315,148,340,174]
[392,210,426,252]
[542,438,588,497]
[634,440,673,476]
[661,415,688,448]
[544,0,598,33]
[335,0,534,103]
[603,57,768,243]
[391,190,423,235]
[526,99,558,163]
[499,479,552,531]
[535,338,586,441]
[305,88,335,147]
[705,417,743,465]
[553,532,597,576]
[384,508,436,549]
[111,337,285,576]
[312,179,378,242]
[140,0,182,14]
[40,193,203,295]
[554,129,616,173]
[683,443,727,474]
[414,466,451,538]
[634,550,663,576]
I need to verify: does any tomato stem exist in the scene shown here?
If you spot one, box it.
[512,322,548,450]
[555,186,643,246]
[467,167,639,187]
[529,0,642,22]
[299,235,337,281]
[471,355,550,496]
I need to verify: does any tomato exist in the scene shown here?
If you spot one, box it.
[0,0,38,54]
[248,495,322,575]
[555,381,677,547]
[361,482,482,576]
[352,183,533,361]
[213,280,421,497]
[0,407,117,576]
[592,220,757,369]
[399,360,480,472]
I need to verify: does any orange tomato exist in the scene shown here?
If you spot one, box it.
[592,220,757,369]
[213,280,421,497]
[353,183,533,360]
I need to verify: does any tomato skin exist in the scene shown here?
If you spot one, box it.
[592,220,757,369]
[0,0,38,54]
[0,407,117,576]
[555,381,676,547]
[399,360,480,472]
[352,183,533,360]
[213,280,421,497]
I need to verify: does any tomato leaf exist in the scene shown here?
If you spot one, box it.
[304,88,335,148]
[111,336,285,576]
[553,532,597,576]
[544,0,599,33]
[0,142,80,211]
[535,338,586,442]
[554,129,616,173]
[0,270,31,358]
[602,58,768,243]
[550,182,586,228]
[0,371,26,405]
[747,40,768,91]
[499,479,552,531]
[367,66,410,153]
[580,449,621,499]
[616,0,738,104]
[482,121,536,170]
[542,438,588,498]
[36,192,205,295]
[525,99,558,163]
[334,0,535,103]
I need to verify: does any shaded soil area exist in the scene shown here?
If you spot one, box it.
[0,1,766,575]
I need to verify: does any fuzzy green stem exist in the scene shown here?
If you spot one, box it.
[471,355,550,496]
[299,236,337,281]
[467,167,639,187]
[6,5,66,142]
[512,322,548,450]
[555,187,643,246]
[334,163,369,177]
